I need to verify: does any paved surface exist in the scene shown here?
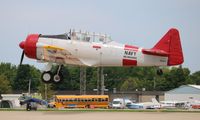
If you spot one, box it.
[0,111,200,120]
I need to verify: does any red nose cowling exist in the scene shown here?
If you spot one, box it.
[19,34,39,59]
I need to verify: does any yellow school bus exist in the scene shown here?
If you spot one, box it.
[54,95,109,108]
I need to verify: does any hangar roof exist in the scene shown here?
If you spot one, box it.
[188,85,200,90]
[165,85,200,94]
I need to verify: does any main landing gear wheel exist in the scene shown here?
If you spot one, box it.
[41,71,52,83]
[52,73,63,84]
[52,65,64,84]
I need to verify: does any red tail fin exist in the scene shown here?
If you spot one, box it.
[152,28,184,66]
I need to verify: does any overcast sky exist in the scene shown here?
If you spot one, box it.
[0,0,199,73]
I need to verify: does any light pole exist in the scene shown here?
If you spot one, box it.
[153,77,156,90]
[45,84,47,100]
[28,79,31,96]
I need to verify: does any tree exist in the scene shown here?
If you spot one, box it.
[120,77,139,91]
[0,63,17,88]
[86,67,98,90]
[0,74,12,94]
[38,83,54,100]
[190,71,200,85]
[13,65,41,92]
[164,67,190,90]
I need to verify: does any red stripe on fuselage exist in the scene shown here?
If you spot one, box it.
[93,45,101,49]
[123,59,137,66]
[123,45,138,66]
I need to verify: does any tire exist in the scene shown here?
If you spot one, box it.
[52,73,63,84]
[26,103,31,111]
[157,69,163,76]
[41,71,52,84]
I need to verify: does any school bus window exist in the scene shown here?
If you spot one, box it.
[98,98,102,102]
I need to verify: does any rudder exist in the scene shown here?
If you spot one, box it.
[152,28,184,66]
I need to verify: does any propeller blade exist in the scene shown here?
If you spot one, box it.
[20,51,25,65]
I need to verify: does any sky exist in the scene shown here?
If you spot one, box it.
[0,0,199,73]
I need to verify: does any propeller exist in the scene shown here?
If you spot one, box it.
[20,51,25,66]
[19,41,25,66]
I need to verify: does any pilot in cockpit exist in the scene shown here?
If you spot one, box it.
[71,31,77,40]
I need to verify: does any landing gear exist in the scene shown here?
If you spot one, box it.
[156,68,163,76]
[41,64,63,84]
[52,65,63,83]
[41,71,53,83]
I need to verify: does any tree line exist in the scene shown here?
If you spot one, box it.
[0,62,200,95]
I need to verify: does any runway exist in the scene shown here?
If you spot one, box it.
[0,111,200,120]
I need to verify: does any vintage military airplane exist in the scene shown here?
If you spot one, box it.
[19,28,184,84]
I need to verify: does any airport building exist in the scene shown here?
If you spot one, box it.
[109,91,164,102]
[165,85,200,102]
[0,94,21,108]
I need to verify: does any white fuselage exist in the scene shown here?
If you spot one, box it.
[36,38,168,67]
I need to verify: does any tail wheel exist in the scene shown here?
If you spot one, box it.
[157,69,163,76]
[41,71,52,83]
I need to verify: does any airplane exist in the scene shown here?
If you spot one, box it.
[126,98,161,109]
[19,28,184,84]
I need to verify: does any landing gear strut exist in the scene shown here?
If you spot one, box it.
[41,64,63,84]
[52,65,63,83]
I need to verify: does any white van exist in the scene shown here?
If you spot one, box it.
[112,98,132,109]
[112,98,124,109]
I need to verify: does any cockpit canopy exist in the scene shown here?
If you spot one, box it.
[40,30,112,43]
